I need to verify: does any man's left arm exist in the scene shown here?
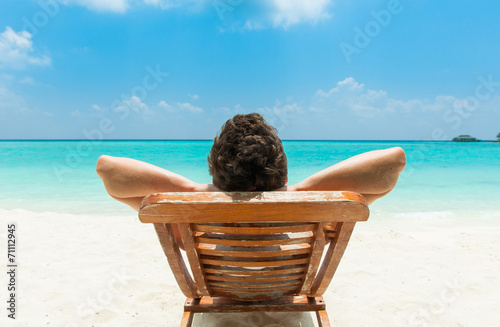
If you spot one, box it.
[287,147,406,205]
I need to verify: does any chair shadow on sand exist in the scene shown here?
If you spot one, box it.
[193,311,315,327]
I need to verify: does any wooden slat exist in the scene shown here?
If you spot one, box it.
[197,247,311,258]
[209,280,301,289]
[153,223,199,298]
[325,231,336,239]
[310,222,356,296]
[178,223,210,296]
[201,253,308,261]
[195,236,314,247]
[205,274,302,283]
[197,231,312,240]
[196,242,311,251]
[139,191,369,224]
[193,224,316,234]
[184,295,326,312]
[208,278,301,288]
[197,222,313,227]
[201,257,310,267]
[203,266,306,276]
[210,284,298,293]
[212,290,298,301]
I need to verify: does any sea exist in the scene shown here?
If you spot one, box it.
[1,140,499,219]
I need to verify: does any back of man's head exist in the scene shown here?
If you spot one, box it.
[208,113,287,191]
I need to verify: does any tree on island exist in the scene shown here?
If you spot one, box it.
[498,132,500,141]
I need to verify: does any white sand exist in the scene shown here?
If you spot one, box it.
[1,208,499,326]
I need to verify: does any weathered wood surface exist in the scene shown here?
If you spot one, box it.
[310,222,356,296]
[139,191,369,223]
[178,223,210,297]
[139,191,368,327]
[183,295,326,313]
[153,223,199,298]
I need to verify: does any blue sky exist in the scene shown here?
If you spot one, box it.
[1,0,499,140]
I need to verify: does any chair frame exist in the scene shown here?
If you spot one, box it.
[139,191,369,327]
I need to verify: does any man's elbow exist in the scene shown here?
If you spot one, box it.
[379,147,406,193]
[391,147,407,173]
[96,155,114,179]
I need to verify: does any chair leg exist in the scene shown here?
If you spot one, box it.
[180,311,194,327]
[316,310,331,327]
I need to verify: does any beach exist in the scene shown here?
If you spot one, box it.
[1,208,499,326]
[1,140,499,326]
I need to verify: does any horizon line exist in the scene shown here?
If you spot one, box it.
[0,139,498,142]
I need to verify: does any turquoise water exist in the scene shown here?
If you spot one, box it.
[0,140,499,216]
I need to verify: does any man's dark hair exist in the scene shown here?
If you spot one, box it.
[208,113,287,191]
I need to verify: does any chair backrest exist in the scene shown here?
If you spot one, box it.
[139,191,369,301]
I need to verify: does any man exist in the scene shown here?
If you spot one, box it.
[96,113,406,211]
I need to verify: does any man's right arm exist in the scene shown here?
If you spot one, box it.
[96,155,217,211]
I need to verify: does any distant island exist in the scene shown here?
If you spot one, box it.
[451,133,500,142]
[452,135,479,142]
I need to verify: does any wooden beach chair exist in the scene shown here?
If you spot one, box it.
[138,191,369,327]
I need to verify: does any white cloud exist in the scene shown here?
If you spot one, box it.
[0,27,51,70]
[217,103,246,116]
[158,100,172,111]
[178,102,203,113]
[269,0,332,28]
[312,77,459,117]
[219,0,333,31]
[60,0,208,13]
[0,84,53,120]
[257,100,302,130]
[143,0,209,11]
[110,96,150,117]
[0,86,29,119]
[55,0,333,29]
[421,95,464,112]
[127,96,149,112]
[158,100,203,113]
[59,0,128,13]
[188,93,199,100]
[311,77,500,121]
